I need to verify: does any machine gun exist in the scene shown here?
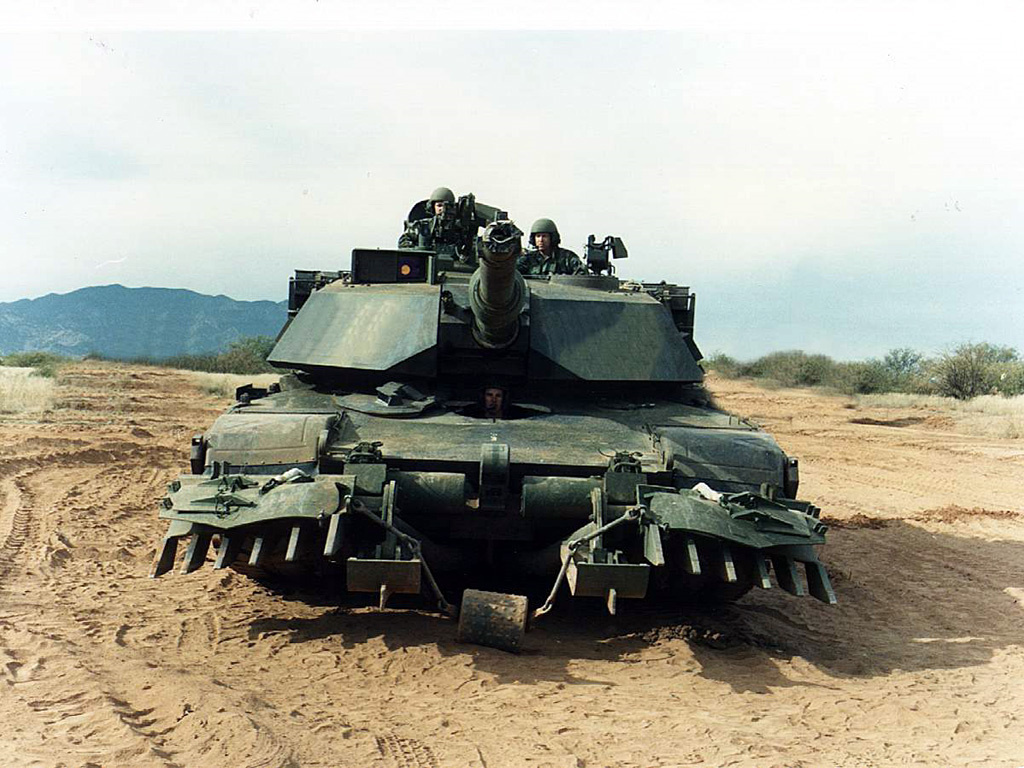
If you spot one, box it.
[585,234,628,275]
[410,193,508,265]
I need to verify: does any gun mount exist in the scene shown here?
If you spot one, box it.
[469,220,526,349]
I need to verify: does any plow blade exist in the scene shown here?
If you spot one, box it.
[643,486,835,604]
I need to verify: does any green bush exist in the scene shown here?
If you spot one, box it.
[703,353,741,377]
[880,347,930,391]
[84,336,277,375]
[932,343,1019,400]
[215,336,277,374]
[882,347,924,378]
[158,335,277,374]
[4,337,275,378]
[991,360,1024,397]
[828,360,895,395]
[737,351,839,388]
[703,344,1022,400]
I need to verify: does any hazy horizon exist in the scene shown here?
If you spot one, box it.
[2,3,1021,361]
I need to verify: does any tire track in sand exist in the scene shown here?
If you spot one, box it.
[377,734,441,768]
[0,472,37,584]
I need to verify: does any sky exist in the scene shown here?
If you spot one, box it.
[1,1,1021,360]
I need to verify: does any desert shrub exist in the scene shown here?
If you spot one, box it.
[214,335,277,374]
[703,353,741,377]
[699,342,1021,401]
[880,347,931,392]
[78,337,276,375]
[0,351,68,378]
[136,335,277,375]
[991,360,1024,396]
[0,367,57,412]
[883,347,924,377]
[739,351,839,388]
[832,360,897,395]
[793,353,837,386]
[933,343,1018,400]
[160,352,217,370]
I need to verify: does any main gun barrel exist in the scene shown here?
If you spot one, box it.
[469,221,526,349]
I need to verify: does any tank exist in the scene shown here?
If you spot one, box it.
[151,199,835,652]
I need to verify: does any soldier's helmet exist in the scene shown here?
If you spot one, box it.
[530,217,560,247]
[429,187,456,204]
[425,187,456,217]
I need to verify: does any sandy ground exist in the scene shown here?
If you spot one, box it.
[1,362,1022,768]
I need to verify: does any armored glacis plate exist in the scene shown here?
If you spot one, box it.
[457,589,528,653]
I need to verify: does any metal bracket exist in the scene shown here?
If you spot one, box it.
[479,443,510,511]
[348,499,456,617]
[533,506,644,620]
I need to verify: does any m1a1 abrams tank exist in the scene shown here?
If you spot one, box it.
[151,204,835,652]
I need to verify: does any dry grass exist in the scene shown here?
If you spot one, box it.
[0,367,58,414]
[855,392,1024,439]
[185,371,281,398]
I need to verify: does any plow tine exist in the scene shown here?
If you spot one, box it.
[150,536,180,578]
[213,535,243,570]
[719,546,738,583]
[805,561,838,605]
[683,536,701,575]
[180,531,212,574]
[249,536,269,567]
[324,513,343,557]
[753,553,772,589]
[644,523,665,566]
[285,525,303,562]
[772,556,806,596]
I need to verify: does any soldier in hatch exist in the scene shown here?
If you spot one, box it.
[482,386,507,420]
[399,186,454,247]
[516,218,586,275]
[460,384,509,420]
[398,186,475,261]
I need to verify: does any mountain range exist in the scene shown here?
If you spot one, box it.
[0,285,287,359]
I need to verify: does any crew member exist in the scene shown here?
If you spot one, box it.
[398,187,460,251]
[516,218,586,275]
[483,385,507,420]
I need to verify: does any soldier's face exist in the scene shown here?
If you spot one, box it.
[433,201,448,216]
[534,233,553,254]
[483,388,504,418]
